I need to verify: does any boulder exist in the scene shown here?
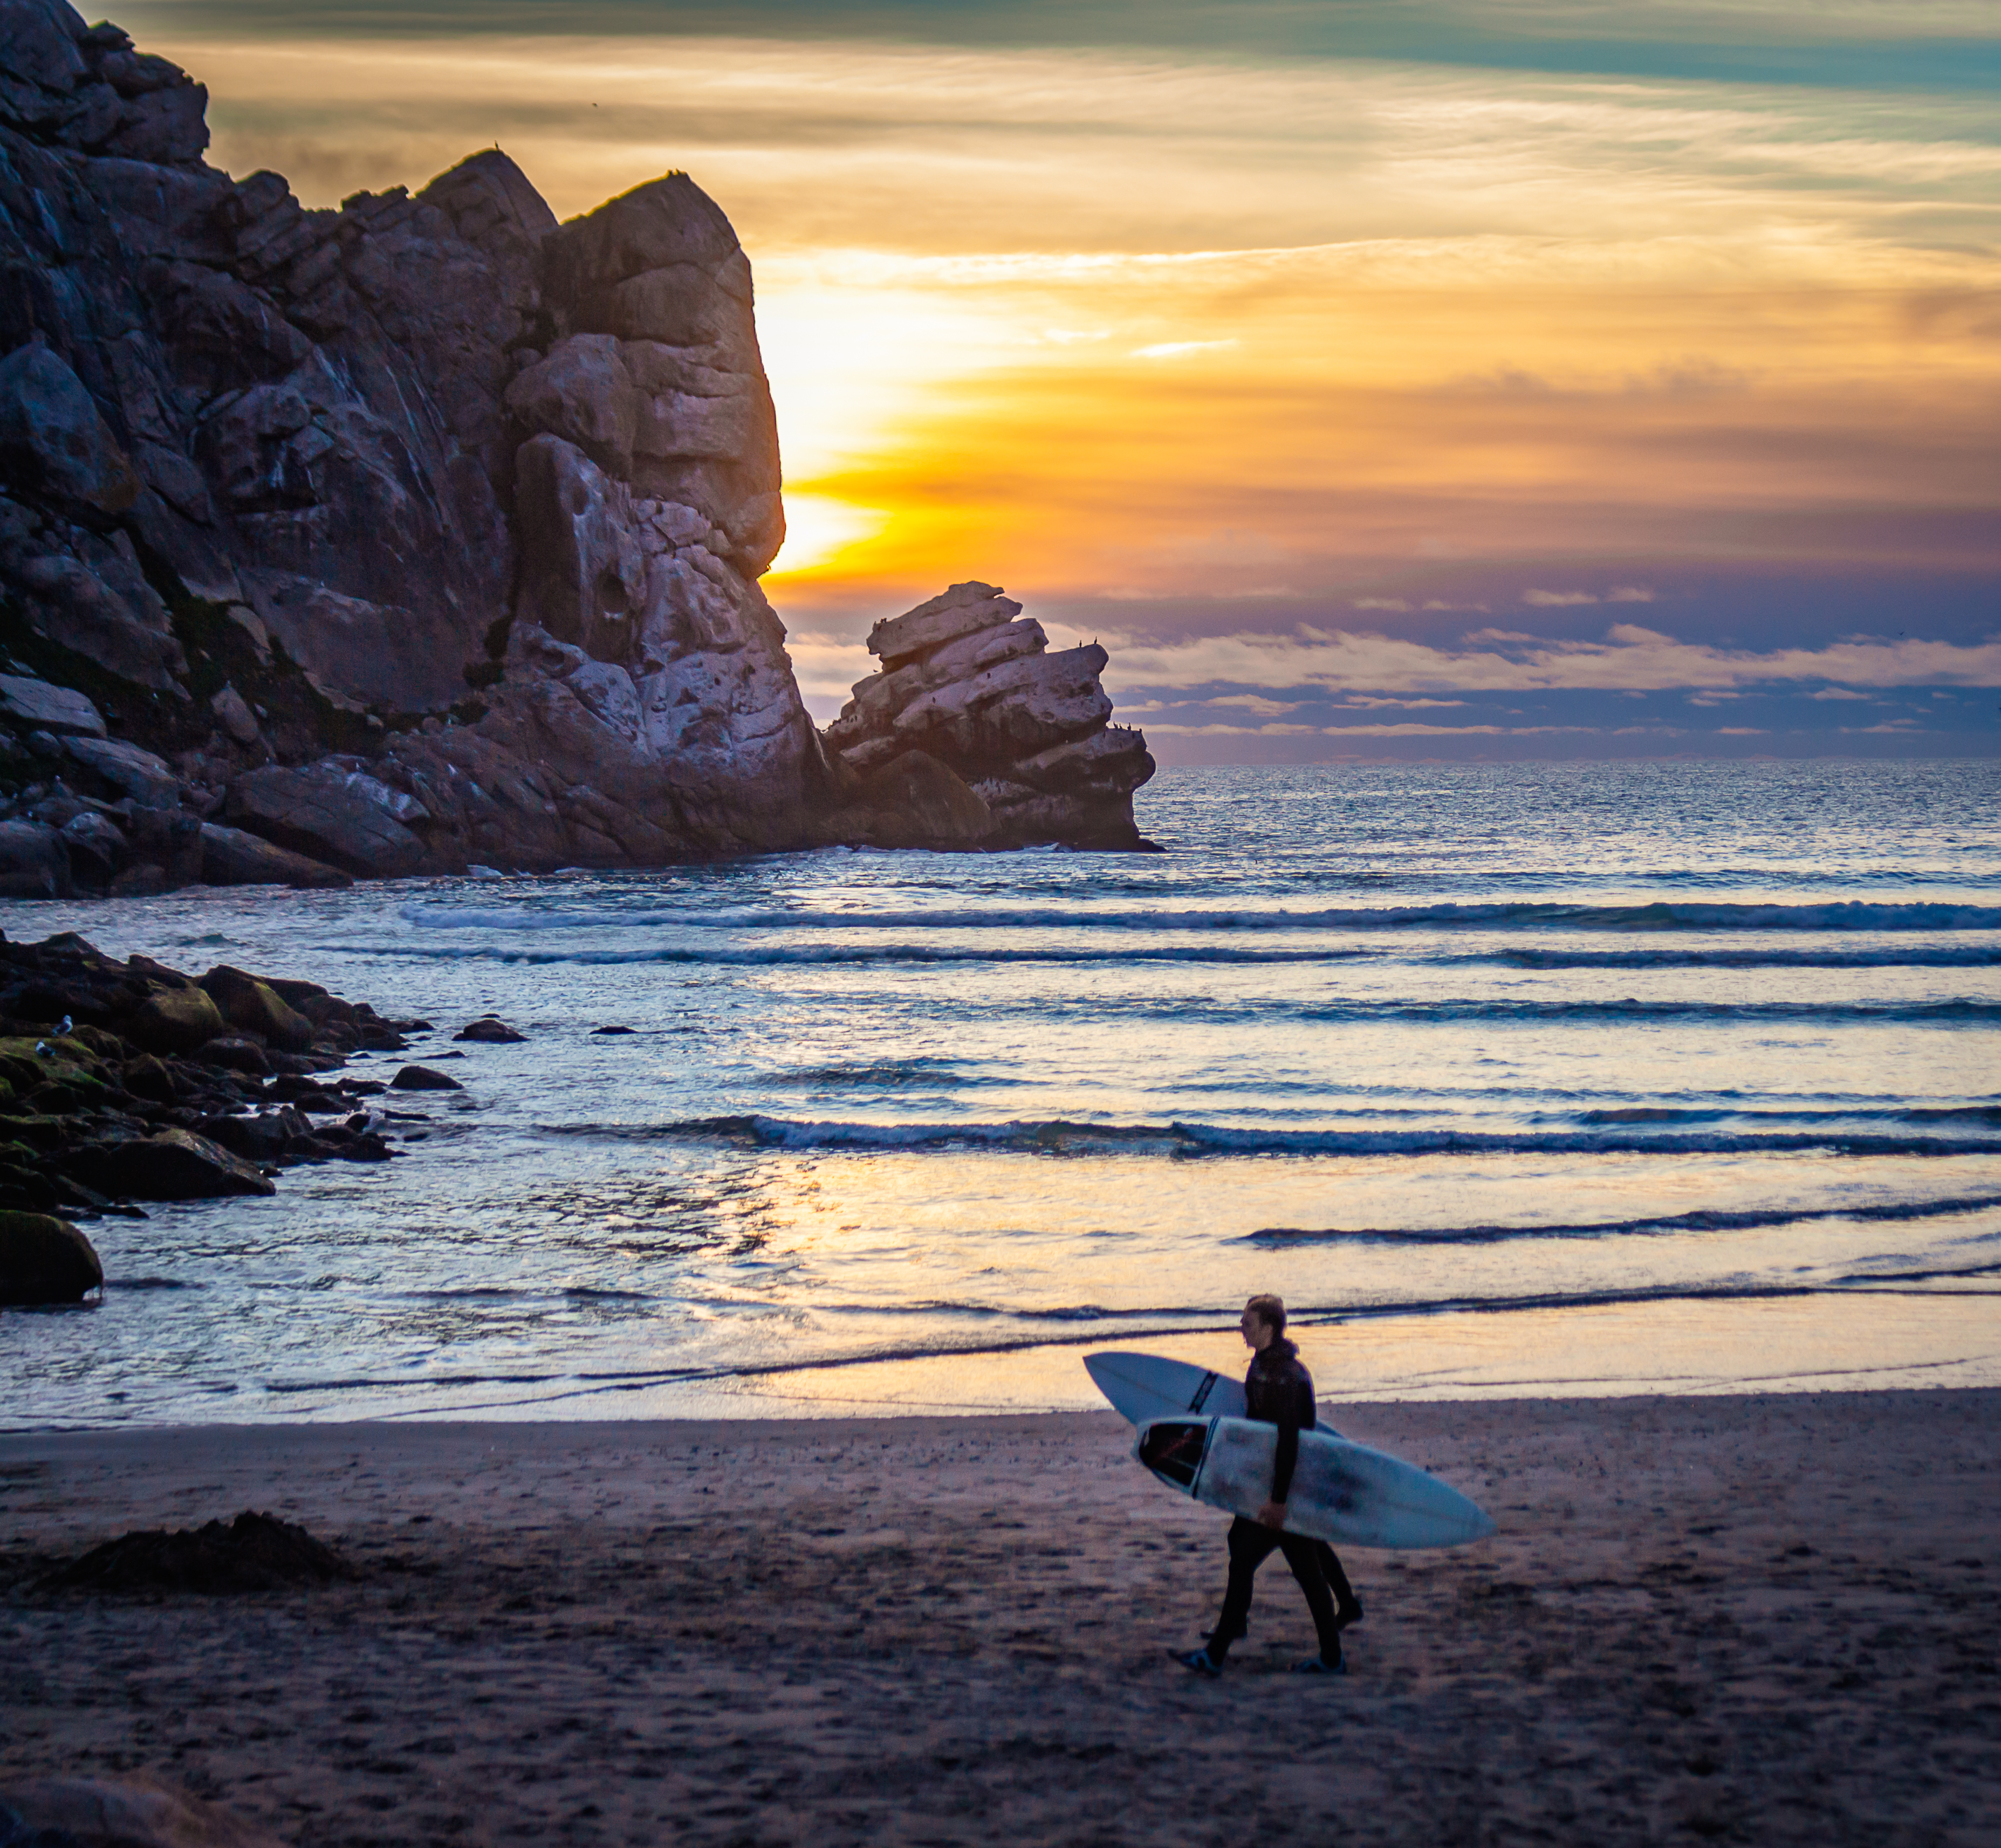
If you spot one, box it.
[124,984,225,1054]
[4,528,188,692]
[0,819,72,898]
[198,965,316,1052]
[59,809,128,881]
[196,1034,271,1076]
[198,822,351,890]
[390,1064,462,1091]
[0,672,106,737]
[0,1210,102,1306]
[454,1015,524,1043]
[241,575,475,714]
[120,807,204,888]
[208,682,261,745]
[0,1773,290,1848]
[76,1128,275,1200]
[119,1053,179,1103]
[0,1158,64,1212]
[226,764,424,878]
[63,735,181,807]
[190,1109,294,1163]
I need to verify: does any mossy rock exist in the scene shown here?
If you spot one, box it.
[125,986,227,1056]
[0,1038,99,1088]
[198,967,314,1054]
[120,1054,179,1104]
[65,1023,129,1061]
[0,1049,44,1090]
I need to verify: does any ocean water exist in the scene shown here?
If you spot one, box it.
[6,760,1999,1427]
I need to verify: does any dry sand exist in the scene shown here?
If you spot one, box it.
[3,1391,1998,1846]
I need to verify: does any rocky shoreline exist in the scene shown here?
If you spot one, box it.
[0,928,431,1305]
[0,2,1155,897]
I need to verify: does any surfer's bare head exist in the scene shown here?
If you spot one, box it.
[1240,1294,1286,1350]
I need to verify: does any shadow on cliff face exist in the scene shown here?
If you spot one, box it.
[0,0,1155,893]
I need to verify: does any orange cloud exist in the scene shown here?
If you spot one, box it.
[124,23,1999,643]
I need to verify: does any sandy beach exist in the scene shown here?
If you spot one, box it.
[3,1390,1997,1845]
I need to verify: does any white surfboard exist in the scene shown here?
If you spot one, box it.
[1134,1414,1496,1550]
[1084,1351,1248,1425]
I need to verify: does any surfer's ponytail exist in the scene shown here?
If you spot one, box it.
[1245,1293,1286,1336]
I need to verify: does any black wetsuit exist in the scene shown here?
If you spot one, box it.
[1205,1337,1360,1662]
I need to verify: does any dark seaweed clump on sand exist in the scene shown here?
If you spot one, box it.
[39,1511,353,1595]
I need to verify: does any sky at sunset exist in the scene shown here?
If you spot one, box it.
[115,1,1999,760]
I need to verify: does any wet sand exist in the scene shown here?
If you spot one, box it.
[3,1391,1998,1846]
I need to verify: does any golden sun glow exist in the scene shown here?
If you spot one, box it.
[116,10,2001,709]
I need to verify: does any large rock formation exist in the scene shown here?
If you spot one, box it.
[825,582,1154,848]
[0,1,1151,885]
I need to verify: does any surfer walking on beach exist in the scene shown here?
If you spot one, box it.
[1176,1294,1363,1677]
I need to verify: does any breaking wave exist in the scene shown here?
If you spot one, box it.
[549,1114,2001,1159]
[1242,1191,2001,1246]
[400,897,2001,936]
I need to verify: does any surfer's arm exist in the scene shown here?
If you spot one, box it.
[1270,1418,1299,1507]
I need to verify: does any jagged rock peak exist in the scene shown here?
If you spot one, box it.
[0,1,209,166]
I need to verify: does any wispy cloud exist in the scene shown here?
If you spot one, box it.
[1099,625,2001,696]
[1132,340,1239,360]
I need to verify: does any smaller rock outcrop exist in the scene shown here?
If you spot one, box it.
[823,583,1155,849]
[0,930,423,1212]
[454,1014,524,1043]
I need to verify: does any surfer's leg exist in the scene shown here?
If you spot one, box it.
[1317,1540,1364,1627]
[1278,1533,1344,1662]
[1207,1517,1279,1662]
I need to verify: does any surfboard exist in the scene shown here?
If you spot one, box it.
[1084,1351,1248,1425]
[1133,1414,1496,1550]
[1083,1350,1344,1438]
